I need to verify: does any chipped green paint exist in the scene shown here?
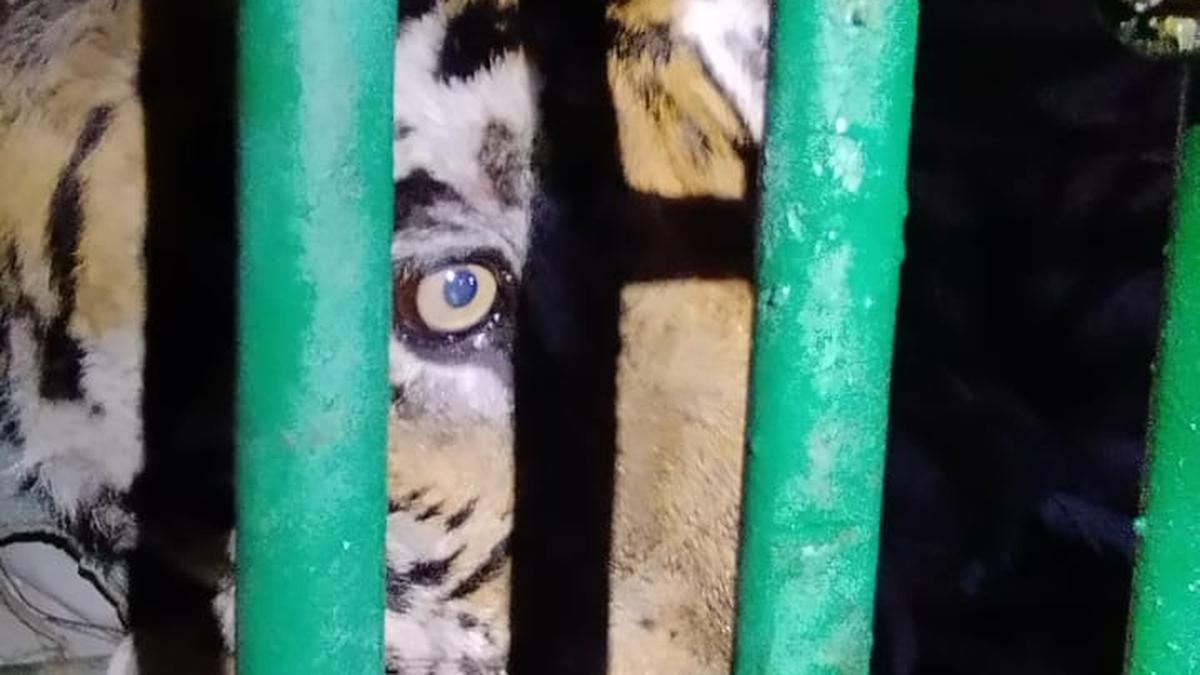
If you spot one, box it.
[733,0,918,672]
[235,0,395,672]
[1126,101,1200,675]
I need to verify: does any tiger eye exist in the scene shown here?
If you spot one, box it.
[413,263,498,334]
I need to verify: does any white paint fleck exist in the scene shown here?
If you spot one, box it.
[801,418,842,508]
[834,117,848,134]
[767,284,792,308]
[790,244,861,511]
[799,244,854,396]
[827,136,864,193]
[787,203,808,240]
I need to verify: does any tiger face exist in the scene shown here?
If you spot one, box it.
[382,0,767,672]
[0,0,771,673]
[378,3,532,671]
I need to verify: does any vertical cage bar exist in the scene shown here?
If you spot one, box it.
[1127,75,1200,675]
[733,0,918,672]
[235,0,395,672]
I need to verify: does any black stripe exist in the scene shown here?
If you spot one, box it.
[388,487,428,513]
[608,21,673,63]
[2,241,17,276]
[437,2,520,81]
[385,565,412,613]
[0,255,17,444]
[394,169,464,229]
[0,311,19,446]
[448,537,508,599]
[415,502,443,521]
[405,549,459,587]
[444,498,477,531]
[0,402,18,446]
[38,314,87,400]
[40,105,114,401]
[48,105,114,292]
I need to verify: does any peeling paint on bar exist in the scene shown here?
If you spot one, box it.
[732,0,918,672]
[1126,74,1200,675]
[235,0,395,672]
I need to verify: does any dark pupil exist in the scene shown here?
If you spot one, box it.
[442,268,478,308]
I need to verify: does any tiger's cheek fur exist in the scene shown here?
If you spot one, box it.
[387,417,513,622]
[610,278,752,673]
[1,0,144,528]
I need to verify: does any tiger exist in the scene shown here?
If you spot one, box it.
[0,0,770,673]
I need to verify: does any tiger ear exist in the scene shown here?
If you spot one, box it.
[676,0,770,143]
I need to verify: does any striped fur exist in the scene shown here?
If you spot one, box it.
[0,0,770,673]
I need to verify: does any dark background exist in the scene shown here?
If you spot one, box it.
[874,0,1182,672]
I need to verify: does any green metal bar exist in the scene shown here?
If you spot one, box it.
[1126,76,1200,675]
[733,0,918,672]
[235,0,395,672]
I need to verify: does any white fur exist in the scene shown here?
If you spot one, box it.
[678,0,770,141]
[383,597,505,674]
[383,509,508,674]
[105,637,136,675]
[206,516,507,675]
[390,340,512,422]
[393,11,536,240]
[5,316,142,529]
